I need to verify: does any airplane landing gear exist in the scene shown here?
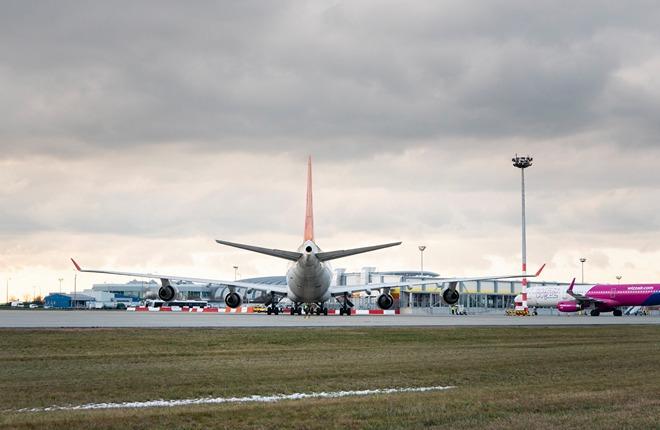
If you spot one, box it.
[613,309,622,317]
[290,303,303,315]
[313,303,328,315]
[319,304,328,316]
[337,293,353,316]
[590,309,600,317]
[333,294,353,316]
[265,292,281,315]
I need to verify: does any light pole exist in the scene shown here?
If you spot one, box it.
[579,258,586,284]
[5,278,10,305]
[616,275,622,284]
[233,266,239,281]
[58,277,63,293]
[418,246,426,278]
[73,273,77,309]
[513,154,533,314]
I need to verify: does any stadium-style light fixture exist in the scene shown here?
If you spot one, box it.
[513,154,534,315]
[579,258,587,284]
[418,246,426,278]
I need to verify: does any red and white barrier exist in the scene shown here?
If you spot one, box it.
[127,306,253,313]
[353,309,399,315]
[323,309,399,315]
[127,306,399,315]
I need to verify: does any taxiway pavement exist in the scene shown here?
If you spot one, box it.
[1,310,659,328]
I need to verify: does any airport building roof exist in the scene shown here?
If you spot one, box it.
[47,293,96,301]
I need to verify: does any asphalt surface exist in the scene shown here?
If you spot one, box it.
[1,310,659,328]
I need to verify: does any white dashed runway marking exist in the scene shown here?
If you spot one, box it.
[13,386,456,413]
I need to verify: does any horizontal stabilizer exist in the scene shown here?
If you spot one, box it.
[316,242,402,262]
[215,240,302,261]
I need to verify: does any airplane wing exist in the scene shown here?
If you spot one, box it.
[566,278,616,307]
[330,264,546,296]
[566,278,585,300]
[70,259,290,294]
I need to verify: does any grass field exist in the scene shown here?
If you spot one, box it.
[1,326,659,429]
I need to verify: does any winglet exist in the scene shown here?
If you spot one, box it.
[71,258,82,271]
[304,155,314,241]
[534,264,546,277]
[567,277,576,294]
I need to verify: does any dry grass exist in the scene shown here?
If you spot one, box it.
[0,326,659,429]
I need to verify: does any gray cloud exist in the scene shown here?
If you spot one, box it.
[4,1,660,296]
[2,1,660,158]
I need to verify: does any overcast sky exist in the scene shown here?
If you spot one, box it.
[2,1,660,299]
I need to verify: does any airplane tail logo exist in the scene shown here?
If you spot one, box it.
[304,156,314,241]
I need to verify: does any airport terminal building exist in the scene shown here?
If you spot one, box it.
[337,268,574,312]
[90,267,574,313]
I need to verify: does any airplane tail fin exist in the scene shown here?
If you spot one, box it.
[215,240,302,262]
[304,156,314,241]
[316,242,402,262]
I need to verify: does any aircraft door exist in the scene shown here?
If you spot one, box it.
[610,287,616,299]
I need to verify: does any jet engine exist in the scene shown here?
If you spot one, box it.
[442,287,460,305]
[158,284,179,302]
[557,301,581,313]
[376,293,394,310]
[225,292,242,308]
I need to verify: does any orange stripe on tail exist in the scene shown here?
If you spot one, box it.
[304,156,314,241]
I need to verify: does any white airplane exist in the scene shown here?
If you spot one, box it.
[72,157,544,315]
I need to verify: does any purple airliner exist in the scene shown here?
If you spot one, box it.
[518,279,660,316]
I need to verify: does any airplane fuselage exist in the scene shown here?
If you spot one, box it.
[286,240,333,304]
[521,284,660,311]
[525,284,591,307]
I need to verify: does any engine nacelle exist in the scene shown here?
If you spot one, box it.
[225,292,242,309]
[376,293,394,310]
[442,288,460,305]
[158,285,179,302]
[557,301,581,313]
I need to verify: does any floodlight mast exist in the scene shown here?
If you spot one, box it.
[512,155,533,315]
[418,246,427,278]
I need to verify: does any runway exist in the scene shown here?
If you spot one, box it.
[1,310,659,328]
